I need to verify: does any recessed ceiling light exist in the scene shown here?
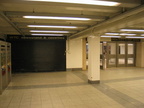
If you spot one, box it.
[126,36,144,39]
[120,33,136,36]
[105,33,119,35]
[31,34,64,36]
[121,29,144,32]
[28,25,77,28]
[25,0,120,6]
[30,30,70,33]
[23,16,91,21]
[105,33,136,36]
[101,35,121,38]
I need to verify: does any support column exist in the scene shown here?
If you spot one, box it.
[88,36,100,84]
[136,42,144,67]
[82,38,87,70]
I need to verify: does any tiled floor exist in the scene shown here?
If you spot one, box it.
[1,67,144,108]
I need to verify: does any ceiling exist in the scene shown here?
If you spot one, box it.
[0,0,144,39]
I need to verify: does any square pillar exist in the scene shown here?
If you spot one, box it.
[136,42,144,67]
[88,36,100,84]
[82,38,87,70]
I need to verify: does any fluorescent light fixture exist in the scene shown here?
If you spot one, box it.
[105,33,136,36]
[25,0,120,6]
[141,34,144,36]
[23,16,91,21]
[31,34,64,36]
[101,35,121,38]
[28,25,77,28]
[126,36,144,39]
[30,30,70,33]
[105,33,119,35]
[120,33,136,36]
[121,29,144,32]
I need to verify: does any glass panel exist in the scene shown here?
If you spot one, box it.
[128,44,134,54]
[100,43,102,54]
[109,58,116,65]
[118,44,125,54]
[118,58,125,64]
[128,58,134,64]
[100,59,102,66]
[86,43,88,59]
[108,43,116,54]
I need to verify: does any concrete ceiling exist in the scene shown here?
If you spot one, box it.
[0,0,144,39]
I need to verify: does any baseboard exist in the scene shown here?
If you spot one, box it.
[67,68,82,71]
[88,80,100,84]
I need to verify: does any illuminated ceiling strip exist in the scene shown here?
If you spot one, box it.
[120,33,136,36]
[31,34,64,36]
[126,36,144,39]
[121,29,144,32]
[30,30,70,33]
[23,16,91,21]
[101,35,121,38]
[25,0,120,6]
[105,33,136,36]
[28,25,77,28]
[105,33,119,35]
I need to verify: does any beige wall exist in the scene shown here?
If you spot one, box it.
[136,42,144,67]
[66,39,82,69]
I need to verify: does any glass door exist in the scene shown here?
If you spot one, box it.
[126,43,135,66]
[100,42,107,69]
[102,41,136,68]
[100,43,103,68]
[117,42,126,67]
[107,42,117,68]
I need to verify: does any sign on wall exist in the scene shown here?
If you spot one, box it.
[111,38,140,42]
[7,35,67,40]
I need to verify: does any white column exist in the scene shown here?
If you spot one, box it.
[82,38,87,70]
[136,42,144,67]
[88,36,100,84]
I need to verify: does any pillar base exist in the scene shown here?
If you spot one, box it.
[88,80,100,84]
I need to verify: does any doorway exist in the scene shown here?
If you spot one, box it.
[100,42,136,68]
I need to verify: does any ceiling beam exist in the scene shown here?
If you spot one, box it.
[15,22,89,27]
[69,4,144,39]
[5,11,107,20]
[0,11,25,36]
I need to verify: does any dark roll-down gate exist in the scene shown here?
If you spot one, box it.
[7,36,66,73]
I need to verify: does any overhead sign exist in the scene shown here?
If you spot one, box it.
[111,38,141,42]
[7,35,67,40]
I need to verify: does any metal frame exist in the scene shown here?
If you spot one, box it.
[0,41,11,95]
